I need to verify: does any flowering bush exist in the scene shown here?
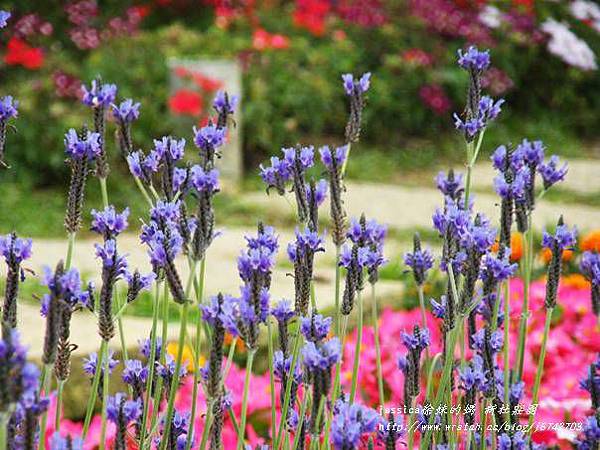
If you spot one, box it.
[1,4,600,449]
[1,1,599,184]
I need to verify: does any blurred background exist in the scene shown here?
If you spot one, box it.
[1,1,599,422]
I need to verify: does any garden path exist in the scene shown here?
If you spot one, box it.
[16,163,600,358]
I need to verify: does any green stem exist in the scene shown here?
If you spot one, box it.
[370,284,385,406]
[199,401,213,450]
[293,390,309,450]
[99,342,110,450]
[99,177,109,209]
[54,380,65,430]
[267,319,277,444]
[237,349,256,450]
[334,246,341,337]
[160,301,190,450]
[0,413,7,450]
[185,258,207,450]
[274,329,303,450]
[516,218,534,380]
[407,397,417,449]
[310,395,326,450]
[82,339,106,438]
[417,284,431,364]
[349,291,363,404]
[480,399,489,450]
[527,307,553,434]
[139,281,162,449]
[65,232,76,270]
[134,176,155,206]
[503,280,511,425]
[340,143,352,177]
[38,363,53,450]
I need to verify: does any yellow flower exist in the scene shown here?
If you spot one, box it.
[166,342,204,372]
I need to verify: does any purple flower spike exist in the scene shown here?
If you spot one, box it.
[64,129,101,160]
[0,11,11,28]
[341,73,371,95]
[111,99,140,124]
[82,350,118,377]
[106,392,142,424]
[193,124,226,152]
[0,233,32,264]
[50,432,84,450]
[122,359,148,386]
[91,205,129,238]
[539,155,568,190]
[0,96,18,121]
[154,136,186,161]
[271,299,295,323]
[300,313,332,342]
[319,145,348,170]
[213,90,238,115]
[190,166,220,193]
[542,223,577,251]
[457,46,491,71]
[401,328,430,350]
[480,251,517,283]
[516,139,545,168]
[331,399,380,450]
[81,80,117,108]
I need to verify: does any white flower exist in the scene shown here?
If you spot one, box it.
[541,19,597,70]
[569,0,600,32]
[479,5,503,29]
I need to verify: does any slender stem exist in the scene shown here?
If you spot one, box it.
[334,245,341,337]
[139,280,162,449]
[65,232,76,270]
[370,283,385,406]
[38,364,52,450]
[82,340,107,437]
[340,143,352,177]
[480,399,489,450]
[134,176,154,206]
[54,380,65,430]
[310,395,326,450]
[274,330,303,450]
[527,307,553,434]
[417,284,431,364]
[99,177,109,209]
[516,219,534,380]
[160,301,190,450]
[199,400,213,450]
[293,390,309,450]
[185,258,207,450]
[237,349,256,450]
[349,291,363,404]
[267,319,277,443]
[99,342,110,450]
[407,397,417,449]
[0,413,7,450]
[503,280,511,425]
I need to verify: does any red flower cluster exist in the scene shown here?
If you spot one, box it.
[419,83,452,115]
[169,89,203,116]
[294,0,330,36]
[402,48,434,67]
[4,37,44,70]
[174,67,224,92]
[252,28,290,51]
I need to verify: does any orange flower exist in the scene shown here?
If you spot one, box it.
[581,230,600,253]
[166,342,203,371]
[562,273,590,289]
[540,247,575,264]
[491,233,523,262]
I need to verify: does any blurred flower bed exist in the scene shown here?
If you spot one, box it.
[2,0,599,186]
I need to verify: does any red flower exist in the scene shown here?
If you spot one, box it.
[293,0,330,36]
[169,89,203,116]
[4,37,44,70]
[192,73,223,92]
[419,84,452,115]
[252,28,290,51]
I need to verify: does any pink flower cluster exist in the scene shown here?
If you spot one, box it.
[342,278,599,448]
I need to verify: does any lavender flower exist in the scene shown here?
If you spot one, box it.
[457,46,491,71]
[107,392,142,449]
[581,252,600,316]
[64,129,101,161]
[124,269,155,304]
[543,217,577,309]
[0,233,32,328]
[342,73,371,143]
[320,145,348,246]
[400,325,429,405]
[0,11,10,28]
[111,99,140,124]
[81,80,117,108]
[300,313,332,343]
[0,95,18,166]
[194,123,226,168]
[112,99,140,155]
[122,359,148,401]
[436,169,463,200]
[260,155,293,195]
[288,227,324,315]
[82,350,118,378]
[90,205,129,239]
[330,398,379,450]
[539,155,568,190]
[50,432,84,450]
[213,90,238,128]
[404,233,434,286]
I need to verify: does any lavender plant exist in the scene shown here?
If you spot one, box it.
[0,39,594,450]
